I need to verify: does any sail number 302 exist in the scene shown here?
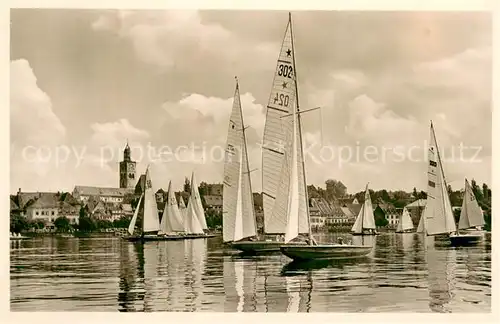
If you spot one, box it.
[278,64,293,78]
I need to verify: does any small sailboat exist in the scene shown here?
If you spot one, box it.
[158,180,186,238]
[181,191,216,239]
[275,13,372,261]
[190,172,208,232]
[416,122,456,243]
[10,232,28,240]
[396,207,415,233]
[178,194,187,218]
[123,166,162,241]
[449,178,485,246]
[222,78,263,252]
[351,184,378,236]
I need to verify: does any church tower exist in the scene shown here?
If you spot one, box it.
[119,141,136,189]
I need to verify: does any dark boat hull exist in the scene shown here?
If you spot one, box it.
[351,230,379,236]
[230,240,286,253]
[449,233,483,246]
[280,244,373,261]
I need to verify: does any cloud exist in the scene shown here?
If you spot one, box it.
[10,59,66,146]
[91,10,276,72]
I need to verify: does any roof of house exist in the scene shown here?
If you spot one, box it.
[73,186,134,197]
[26,193,60,209]
[340,207,355,218]
[346,203,362,217]
[121,203,133,212]
[405,199,427,208]
[10,198,19,210]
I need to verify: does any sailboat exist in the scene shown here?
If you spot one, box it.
[351,184,378,236]
[190,172,208,232]
[395,207,415,233]
[448,178,485,246]
[123,166,162,241]
[222,78,262,251]
[158,180,186,237]
[271,13,372,261]
[415,121,457,242]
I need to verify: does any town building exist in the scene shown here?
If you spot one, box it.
[11,190,80,225]
[204,195,223,213]
[119,142,137,189]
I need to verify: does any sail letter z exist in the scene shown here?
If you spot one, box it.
[428,180,436,188]
[429,160,437,167]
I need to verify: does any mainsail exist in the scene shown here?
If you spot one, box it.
[191,172,208,230]
[178,195,187,219]
[142,167,160,234]
[160,181,185,233]
[273,13,310,243]
[351,184,376,233]
[423,122,456,236]
[458,178,485,230]
[222,79,257,243]
[262,15,301,235]
[396,207,414,232]
[128,193,143,235]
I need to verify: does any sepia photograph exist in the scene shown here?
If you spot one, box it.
[7,1,494,315]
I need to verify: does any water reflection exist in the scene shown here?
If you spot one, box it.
[10,234,491,312]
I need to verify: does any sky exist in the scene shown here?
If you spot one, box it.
[10,9,492,194]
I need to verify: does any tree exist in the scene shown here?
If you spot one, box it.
[471,179,483,202]
[482,183,489,202]
[453,208,461,224]
[373,207,388,227]
[113,216,131,228]
[412,187,418,198]
[325,179,347,200]
[78,216,96,232]
[10,215,28,233]
[54,216,71,232]
[183,177,191,193]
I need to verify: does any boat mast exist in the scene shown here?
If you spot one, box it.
[289,12,313,243]
[236,76,259,238]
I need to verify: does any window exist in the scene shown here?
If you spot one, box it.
[36,211,39,215]
[52,211,55,215]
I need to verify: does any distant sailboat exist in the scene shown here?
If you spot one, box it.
[159,181,185,235]
[416,122,456,243]
[222,78,259,247]
[396,207,415,233]
[351,184,378,236]
[274,13,372,261]
[124,166,162,241]
[190,172,208,231]
[449,178,485,246]
[184,194,205,235]
[178,194,187,218]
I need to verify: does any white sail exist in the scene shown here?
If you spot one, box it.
[396,207,414,232]
[458,178,485,230]
[351,184,376,233]
[128,193,143,235]
[424,122,456,236]
[262,17,299,234]
[179,195,187,219]
[222,80,257,242]
[160,181,185,233]
[143,167,160,233]
[191,172,208,230]
[184,195,204,234]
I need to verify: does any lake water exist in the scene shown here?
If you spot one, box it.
[10,233,491,312]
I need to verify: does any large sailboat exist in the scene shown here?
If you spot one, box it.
[448,178,485,246]
[415,121,457,242]
[396,207,415,233]
[351,184,378,236]
[222,79,261,250]
[270,13,372,261]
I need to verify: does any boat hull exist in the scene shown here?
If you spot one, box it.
[449,233,483,246]
[230,240,285,253]
[280,244,373,261]
[122,234,215,242]
[351,230,378,236]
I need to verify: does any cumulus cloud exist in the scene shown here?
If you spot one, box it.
[10,59,66,146]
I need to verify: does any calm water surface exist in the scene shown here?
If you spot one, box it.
[10,233,491,312]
